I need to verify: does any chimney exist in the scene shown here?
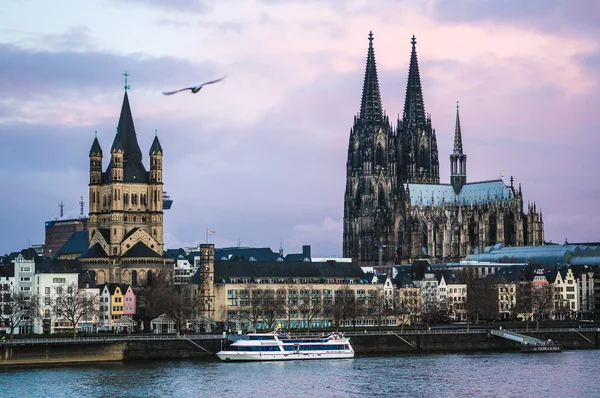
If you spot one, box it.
[302,245,311,261]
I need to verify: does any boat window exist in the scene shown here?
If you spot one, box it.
[248,335,276,340]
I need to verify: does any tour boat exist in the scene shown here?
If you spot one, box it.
[216,331,355,361]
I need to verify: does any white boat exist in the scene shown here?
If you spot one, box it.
[216,331,355,361]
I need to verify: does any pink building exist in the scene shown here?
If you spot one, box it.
[121,284,136,316]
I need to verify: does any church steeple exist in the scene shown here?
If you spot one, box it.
[359,31,383,123]
[106,91,148,183]
[403,35,426,128]
[453,101,463,155]
[450,101,467,194]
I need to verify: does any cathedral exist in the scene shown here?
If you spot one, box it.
[79,88,173,284]
[343,33,545,265]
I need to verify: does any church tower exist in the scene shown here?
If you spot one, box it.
[397,36,439,184]
[343,32,398,265]
[80,76,171,285]
[450,102,467,194]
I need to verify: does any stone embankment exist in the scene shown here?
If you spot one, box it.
[1,328,598,367]
[0,335,223,367]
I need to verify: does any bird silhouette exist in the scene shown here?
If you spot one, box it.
[162,75,226,95]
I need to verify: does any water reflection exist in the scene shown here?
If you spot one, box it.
[1,351,598,397]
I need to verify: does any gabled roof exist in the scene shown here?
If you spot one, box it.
[79,243,108,259]
[120,284,132,294]
[79,270,97,288]
[57,230,89,255]
[121,241,162,258]
[123,227,140,241]
[98,282,124,295]
[99,229,110,244]
[393,271,416,288]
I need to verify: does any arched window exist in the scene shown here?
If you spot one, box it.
[131,270,138,286]
[147,270,153,286]
[375,143,384,167]
[378,185,386,207]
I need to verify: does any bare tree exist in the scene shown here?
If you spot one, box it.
[261,289,284,331]
[394,289,420,332]
[467,276,499,323]
[325,286,357,330]
[532,284,553,330]
[366,287,391,331]
[284,284,298,331]
[237,286,262,332]
[52,283,98,338]
[514,282,533,328]
[1,288,39,338]
[141,271,202,336]
[299,287,321,335]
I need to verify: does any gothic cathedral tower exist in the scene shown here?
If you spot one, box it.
[80,85,171,285]
[397,36,439,184]
[343,32,400,265]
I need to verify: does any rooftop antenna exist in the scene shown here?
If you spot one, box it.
[238,236,241,247]
[59,201,64,218]
[79,196,85,217]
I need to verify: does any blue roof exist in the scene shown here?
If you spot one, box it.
[466,244,600,267]
[57,230,89,255]
[405,179,514,206]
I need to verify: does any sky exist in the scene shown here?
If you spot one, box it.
[0,0,599,257]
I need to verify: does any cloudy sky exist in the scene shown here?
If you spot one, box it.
[1,0,599,256]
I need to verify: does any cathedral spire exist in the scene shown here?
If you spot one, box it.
[403,35,426,128]
[359,31,383,123]
[453,101,463,154]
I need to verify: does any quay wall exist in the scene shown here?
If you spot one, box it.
[0,338,222,367]
[1,329,598,366]
[350,329,600,354]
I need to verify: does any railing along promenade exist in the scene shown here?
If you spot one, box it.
[0,334,224,346]
[292,327,600,338]
[3,328,599,345]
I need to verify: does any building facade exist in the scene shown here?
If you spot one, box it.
[343,33,545,265]
[78,89,173,284]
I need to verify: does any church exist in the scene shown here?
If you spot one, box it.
[343,33,545,265]
[79,87,173,284]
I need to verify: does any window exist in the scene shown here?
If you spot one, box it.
[67,286,73,294]
[20,277,31,282]
[20,286,31,291]
[147,271,153,286]
[53,278,66,284]
[131,271,138,286]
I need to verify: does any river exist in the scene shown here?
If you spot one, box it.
[1,350,598,397]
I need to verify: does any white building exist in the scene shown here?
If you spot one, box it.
[13,253,36,334]
[33,272,79,334]
[0,275,15,335]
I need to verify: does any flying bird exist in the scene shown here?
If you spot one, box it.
[162,75,227,96]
